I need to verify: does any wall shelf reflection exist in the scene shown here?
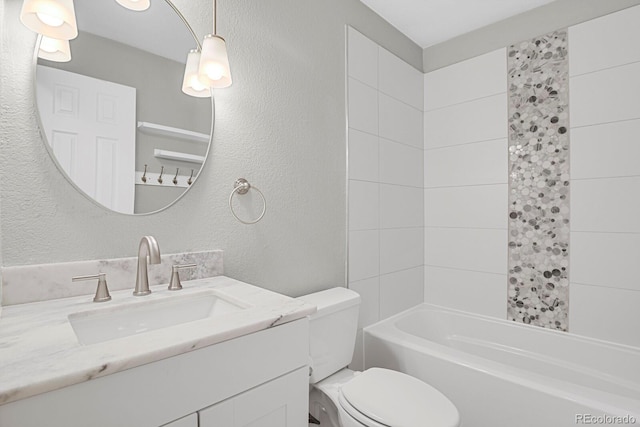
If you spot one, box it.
[137,121,209,144]
[153,149,205,164]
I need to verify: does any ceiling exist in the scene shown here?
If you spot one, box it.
[360,0,557,48]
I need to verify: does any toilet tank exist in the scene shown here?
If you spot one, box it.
[298,287,360,384]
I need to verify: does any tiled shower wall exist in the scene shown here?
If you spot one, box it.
[568,6,640,346]
[423,5,640,347]
[346,27,424,368]
[423,49,508,319]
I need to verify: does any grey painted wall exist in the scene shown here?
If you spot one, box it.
[0,0,421,298]
[424,0,640,72]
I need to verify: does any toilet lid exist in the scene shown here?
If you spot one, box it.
[340,368,460,427]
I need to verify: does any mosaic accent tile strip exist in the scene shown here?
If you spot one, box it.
[507,30,570,331]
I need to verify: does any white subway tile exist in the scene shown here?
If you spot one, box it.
[570,62,640,128]
[348,180,379,231]
[424,266,507,319]
[424,48,506,111]
[380,228,424,274]
[347,27,378,88]
[425,185,507,229]
[348,77,378,135]
[379,47,423,110]
[424,93,507,149]
[349,129,379,182]
[425,227,507,274]
[571,177,640,233]
[380,266,424,318]
[379,93,423,149]
[349,230,379,282]
[570,283,640,347]
[349,277,380,328]
[380,138,424,187]
[571,119,640,179]
[569,5,640,76]
[379,184,424,229]
[425,138,508,187]
[571,232,640,291]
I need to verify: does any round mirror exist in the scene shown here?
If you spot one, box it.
[35,0,212,215]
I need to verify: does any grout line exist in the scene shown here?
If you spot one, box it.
[425,226,508,231]
[424,182,508,189]
[424,264,507,277]
[424,137,508,152]
[350,226,424,232]
[349,178,424,190]
[349,128,423,152]
[571,117,640,130]
[379,136,424,152]
[571,174,640,182]
[569,59,640,79]
[348,75,423,113]
[570,230,640,235]
[571,281,640,293]
[424,91,506,113]
[379,265,424,278]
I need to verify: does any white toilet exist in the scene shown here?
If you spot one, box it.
[300,288,460,427]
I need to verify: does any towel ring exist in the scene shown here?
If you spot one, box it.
[229,178,266,225]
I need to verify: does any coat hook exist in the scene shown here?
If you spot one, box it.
[173,168,179,185]
[157,166,164,184]
[187,169,194,185]
[141,164,148,183]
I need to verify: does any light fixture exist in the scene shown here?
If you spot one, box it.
[38,36,71,62]
[197,0,232,88]
[115,0,150,12]
[182,49,211,98]
[20,0,78,40]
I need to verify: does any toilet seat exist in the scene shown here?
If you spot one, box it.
[338,392,388,427]
[338,368,460,427]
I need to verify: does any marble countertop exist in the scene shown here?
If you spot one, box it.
[0,276,316,406]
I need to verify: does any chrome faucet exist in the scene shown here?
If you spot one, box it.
[134,236,161,296]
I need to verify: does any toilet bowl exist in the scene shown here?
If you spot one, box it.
[300,288,460,427]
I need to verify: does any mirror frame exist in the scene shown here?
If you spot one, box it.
[32,0,214,216]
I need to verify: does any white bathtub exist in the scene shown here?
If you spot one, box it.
[363,304,640,427]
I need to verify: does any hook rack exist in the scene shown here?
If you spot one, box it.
[135,166,195,189]
[157,166,165,184]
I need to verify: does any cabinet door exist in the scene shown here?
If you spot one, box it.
[161,413,198,427]
[199,367,308,427]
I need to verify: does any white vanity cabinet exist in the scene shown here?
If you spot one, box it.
[198,367,307,426]
[0,319,310,427]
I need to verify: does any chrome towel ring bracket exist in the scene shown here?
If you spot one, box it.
[229,178,266,225]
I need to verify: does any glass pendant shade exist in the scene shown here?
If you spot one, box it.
[38,36,71,62]
[182,50,211,98]
[198,34,232,88]
[20,0,78,40]
[115,0,150,11]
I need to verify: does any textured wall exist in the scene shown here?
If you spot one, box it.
[0,0,421,298]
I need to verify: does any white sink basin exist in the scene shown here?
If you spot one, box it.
[68,291,247,345]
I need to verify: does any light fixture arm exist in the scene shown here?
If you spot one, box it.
[213,0,217,35]
[165,0,202,50]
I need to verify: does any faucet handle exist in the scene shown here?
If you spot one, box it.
[73,273,111,303]
[168,264,197,291]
